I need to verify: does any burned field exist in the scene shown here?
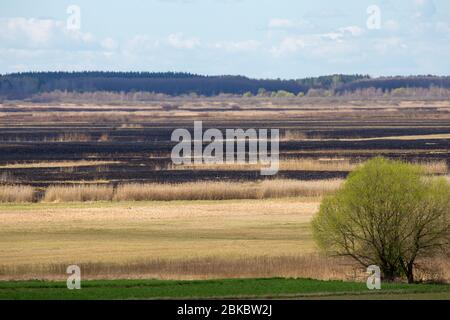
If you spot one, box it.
[1,98,450,187]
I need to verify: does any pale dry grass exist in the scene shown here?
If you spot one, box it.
[50,132,92,142]
[174,158,447,174]
[0,255,362,281]
[175,158,356,172]
[0,198,319,273]
[97,133,109,142]
[283,133,450,142]
[0,185,34,203]
[114,181,259,201]
[0,198,447,282]
[43,185,114,202]
[339,133,450,141]
[282,130,307,141]
[260,179,343,198]
[0,160,119,169]
[418,160,448,174]
[114,179,342,201]
[414,256,450,284]
[3,99,450,124]
[280,158,356,171]
[119,123,144,129]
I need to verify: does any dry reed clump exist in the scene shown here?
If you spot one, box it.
[260,179,343,198]
[43,185,114,202]
[0,185,34,203]
[2,255,447,283]
[114,181,260,201]
[114,179,342,202]
[0,255,363,282]
[279,158,356,171]
[51,133,92,142]
[414,257,450,284]
[282,130,308,141]
[418,160,448,175]
[97,133,109,142]
[8,179,342,203]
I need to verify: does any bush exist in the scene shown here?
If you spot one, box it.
[312,157,450,283]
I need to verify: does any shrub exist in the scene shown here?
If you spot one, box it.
[312,157,450,283]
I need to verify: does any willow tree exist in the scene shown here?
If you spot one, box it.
[312,157,450,283]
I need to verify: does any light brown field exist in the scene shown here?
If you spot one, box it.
[0,198,319,269]
[1,198,448,282]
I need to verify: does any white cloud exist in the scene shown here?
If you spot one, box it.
[123,35,159,54]
[1,17,60,46]
[374,37,408,55]
[0,17,95,49]
[271,25,364,57]
[268,18,295,28]
[323,26,364,40]
[213,40,261,53]
[384,20,400,32]
[270,37,306,56]
[339,26,364,37]
[65,29,95,44]
[322,32,343,41]
[167,33,200,49]
[101,37,118,50]
[413,0,436,20]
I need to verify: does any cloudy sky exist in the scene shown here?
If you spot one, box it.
[1,0,449,78]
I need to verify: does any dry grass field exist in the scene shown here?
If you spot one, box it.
[0,198,323,279]
[1,198,448,282]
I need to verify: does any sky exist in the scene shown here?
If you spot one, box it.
[0,0,449,78]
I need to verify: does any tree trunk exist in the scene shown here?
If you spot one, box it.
[406,264,414,284]
[382,268,396,282]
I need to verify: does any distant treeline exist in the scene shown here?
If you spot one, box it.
[0,72,307,99]
[336,76,450,94]
[0,71,449,99]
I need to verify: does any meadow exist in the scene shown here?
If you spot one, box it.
[0,198,448,284]
[0,198,323,279]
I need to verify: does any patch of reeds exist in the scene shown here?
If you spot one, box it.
[43,185,114,202]
[0,185,34,203]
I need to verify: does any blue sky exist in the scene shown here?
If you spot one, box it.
[1,0,449,78]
